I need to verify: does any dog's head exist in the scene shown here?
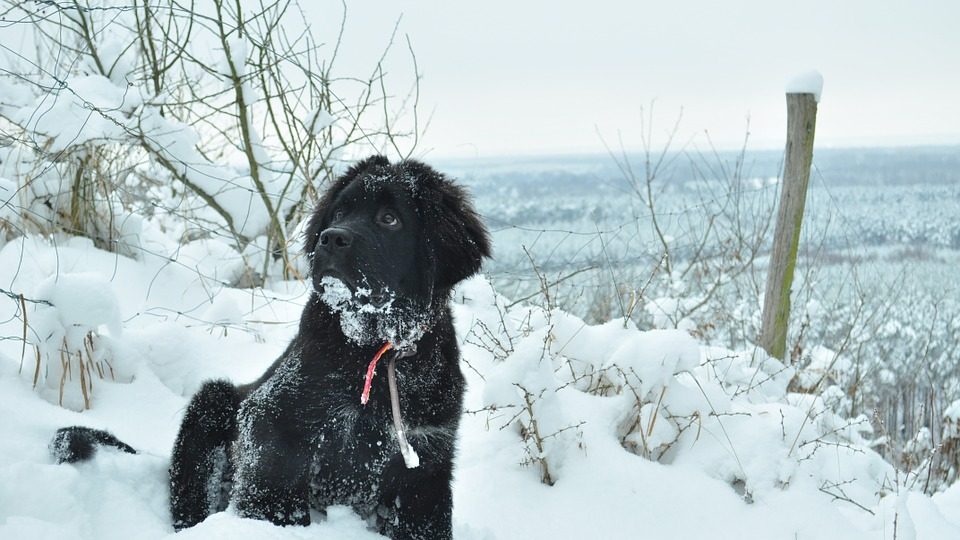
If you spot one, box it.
[304,156,490,345]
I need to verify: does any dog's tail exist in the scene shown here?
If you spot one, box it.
[50,426,137,464]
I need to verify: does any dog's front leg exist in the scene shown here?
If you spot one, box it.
[231,393,312,526]
[377,423,458,540]
[169,380,242,530]
[379,459,455,540]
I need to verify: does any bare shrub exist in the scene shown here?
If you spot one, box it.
[1,0,419,284]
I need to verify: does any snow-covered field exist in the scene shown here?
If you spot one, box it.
[1,236,959,539]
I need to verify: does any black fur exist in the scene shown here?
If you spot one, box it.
[50,426,136,463]
[53,157,490,540]
[169,380,242,530]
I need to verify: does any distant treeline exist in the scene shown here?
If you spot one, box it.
[451,146,960,195]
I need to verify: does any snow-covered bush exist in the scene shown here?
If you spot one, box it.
[25,272,129,411]
[938,401,960,488]
[0,0,419,285]
[458,276,894,511]
[786,267,960,491]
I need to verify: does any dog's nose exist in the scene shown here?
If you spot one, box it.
[319,227,353,249]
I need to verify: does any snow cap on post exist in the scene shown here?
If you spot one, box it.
[785,70,824,102]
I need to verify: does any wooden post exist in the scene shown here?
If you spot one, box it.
[760,93,818,361]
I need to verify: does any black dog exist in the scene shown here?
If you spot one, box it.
[52,156,491,539]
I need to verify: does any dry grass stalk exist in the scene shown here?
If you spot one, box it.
[32,346,41,388]
[46,332,106,410]
[18,294,27,373]
[58,344,68,407]
[78,347,90,410]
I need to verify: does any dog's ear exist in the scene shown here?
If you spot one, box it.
[303,156,391,257]
[409,162,491,291]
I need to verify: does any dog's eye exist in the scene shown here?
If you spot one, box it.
[377,209,401,229]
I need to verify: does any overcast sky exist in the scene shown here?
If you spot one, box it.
[315,0,960,159]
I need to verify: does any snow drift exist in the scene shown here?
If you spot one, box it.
[1,238,959,539]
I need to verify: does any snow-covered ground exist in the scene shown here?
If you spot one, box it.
[1,236,959,539]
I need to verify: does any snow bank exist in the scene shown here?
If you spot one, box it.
[33,273,124,340]
[0,241,958,539]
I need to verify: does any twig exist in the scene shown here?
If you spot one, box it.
[0,287,53,306]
